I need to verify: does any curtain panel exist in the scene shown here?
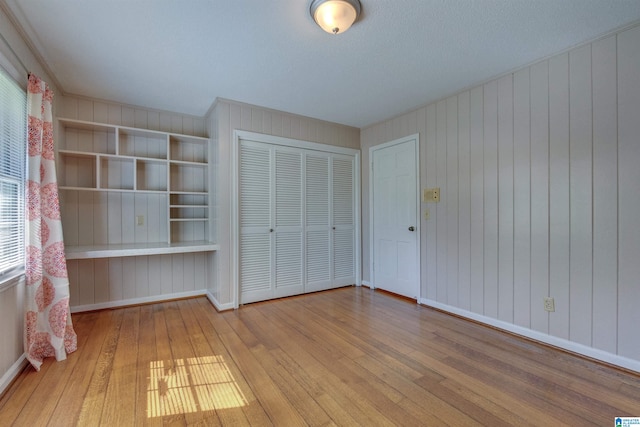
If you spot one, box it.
[24,74,76,371]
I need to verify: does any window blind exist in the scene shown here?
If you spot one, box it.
[0,65,26,279]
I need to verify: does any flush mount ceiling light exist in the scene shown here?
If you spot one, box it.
[310,0,361,35]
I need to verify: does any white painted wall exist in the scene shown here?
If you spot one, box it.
[207,99,360,308]
[361,25,640,368]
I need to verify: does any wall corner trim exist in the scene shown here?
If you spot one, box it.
[205,291,235,312]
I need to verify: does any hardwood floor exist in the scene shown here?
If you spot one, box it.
[1,287,639,426]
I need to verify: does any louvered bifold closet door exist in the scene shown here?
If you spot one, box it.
[239,137,357,304]
[239,141,273,304]
[305,153,331,292]
[332,154,356,285]
[273,148,304,298]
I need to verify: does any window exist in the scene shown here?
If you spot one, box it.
[0,65,26,282]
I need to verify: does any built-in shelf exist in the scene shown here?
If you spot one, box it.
[57,118,213,257]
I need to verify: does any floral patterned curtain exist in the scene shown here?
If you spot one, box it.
[24,74,77,371]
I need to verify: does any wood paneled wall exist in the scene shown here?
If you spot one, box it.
[57,95,214,310]
[67,253,208,310]
[208,99,360,306]
[0,279,24,394]
[58,96,207,136]
[361,25,640,365]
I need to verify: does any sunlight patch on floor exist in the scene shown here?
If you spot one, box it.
[147,355,246,418]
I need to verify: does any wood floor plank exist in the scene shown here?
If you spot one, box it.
[2,310,96,426]
[407,349,564,425]
[178,299,251,426]
[240,305,358,426]
[163,301,221,426]
[247,304,397,426]
[220,309,308,426]
[134,304,162,426]
[263,300,424,426]
[43,310,105,425]
[294,295,437,381]
[151,301,187,425]
[439,378,538,426]
[269,348,363,427]
[191,298,272,426]
[0,361,48,424]
[420,320,630,425]
[99,307,140,426]
[0,370,28,420]
[2,287,639,426]
[433,326,640,416]
[75,308,124,426]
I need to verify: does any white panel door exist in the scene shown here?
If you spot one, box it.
[239,141,273,303]
[372,138,419,299]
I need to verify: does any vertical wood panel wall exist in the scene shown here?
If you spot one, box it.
[208,99,360,306]
[0,280,24,393]
[361,25,640,364]
[57,95,213,309]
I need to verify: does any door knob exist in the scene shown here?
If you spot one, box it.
[408,226,415,231]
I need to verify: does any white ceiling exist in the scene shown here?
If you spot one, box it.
[3,0,640,128]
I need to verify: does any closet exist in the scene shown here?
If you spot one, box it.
[235,132,359,304]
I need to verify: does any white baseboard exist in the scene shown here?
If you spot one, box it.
[419,298,640,373]
[205,291,235,311]
[361,280,372,288]
[70,290,208,313]
[0,354,27,397]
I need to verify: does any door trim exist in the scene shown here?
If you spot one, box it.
[369,134,421,299]
[232,130,361,308]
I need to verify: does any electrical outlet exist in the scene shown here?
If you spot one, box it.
[544,297,555,312]
[136,215,144,226]
[422,187,440,203]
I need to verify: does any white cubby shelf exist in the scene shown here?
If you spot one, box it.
[57,118,215,259]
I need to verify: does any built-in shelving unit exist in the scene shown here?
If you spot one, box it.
[57,118,217,259]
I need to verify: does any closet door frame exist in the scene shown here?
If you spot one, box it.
[231,130,361,308]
